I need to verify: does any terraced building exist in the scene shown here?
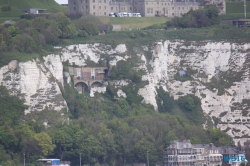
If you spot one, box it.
[68,0,225,17]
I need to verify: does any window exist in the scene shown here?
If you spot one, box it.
[86,0,87,3]
[93,0,95,2]
[81,0,82,3]
[104,0,106,2]
[86,6,88,9]
[93,5,95,9]
[104,12,106,15]
[172,7,174,10]
[104,6,106,9]
[99,6,101,9]
[111,7,113,10]
[93,12,95,15]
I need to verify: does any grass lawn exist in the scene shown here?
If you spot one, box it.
[99,17,170,30]
[221,1,250,19]
[0,0,67,13]
[0,6,24,18]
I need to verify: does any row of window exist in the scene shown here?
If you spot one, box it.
[92,11,107,15]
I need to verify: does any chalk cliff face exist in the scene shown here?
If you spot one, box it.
[0,58,67,114]
[1,41,250,143]
[141,41,250,144]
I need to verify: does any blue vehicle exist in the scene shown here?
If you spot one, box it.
[37,159,60,166]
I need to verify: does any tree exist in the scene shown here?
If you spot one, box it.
[50,13,77,38]
[156,87,174,113]
[52,129,74,160]
[34,132,55,157]
[31,17,49,32]
[7,26,19,37]
[42,22,61,44]
[77,135,104,165]
[132,134,158,165]
[0,86,26,126]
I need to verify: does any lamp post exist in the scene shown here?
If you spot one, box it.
[23,153,25,166]
[147,151,149,166]
[80,153,81,166]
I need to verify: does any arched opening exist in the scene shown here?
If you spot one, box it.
[75,82,88,93]
[91,82,103,88]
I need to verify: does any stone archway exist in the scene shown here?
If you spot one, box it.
[91,81,103,88]
[75,82,88,93]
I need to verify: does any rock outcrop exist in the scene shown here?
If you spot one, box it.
[1,41,250,144]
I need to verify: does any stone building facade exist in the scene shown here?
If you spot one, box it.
[68,0,223,17]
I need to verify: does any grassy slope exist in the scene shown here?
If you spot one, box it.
[100,17,170,29]
[0,0,67,15]
[220,1,250,19]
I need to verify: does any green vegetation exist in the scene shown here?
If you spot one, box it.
[204,70,243,96]
[219,1,250,20]
[100,16,170,29]
[0,6,24,17]
[226,1,250,14]
[0,0,67,14]
[0,2,247,165]
[167,6,219,28]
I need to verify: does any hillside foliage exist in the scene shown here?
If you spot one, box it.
[0,80,233,166]
[0,3,247,166]
[166,6,219,28]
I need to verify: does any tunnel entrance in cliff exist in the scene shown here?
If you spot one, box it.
[91,82,103,88]
[75,82,88,93]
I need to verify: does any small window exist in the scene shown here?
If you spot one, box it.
[93,5,95,9]
[93,0,95,2]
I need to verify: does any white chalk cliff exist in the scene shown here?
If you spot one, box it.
[1,41,250,144]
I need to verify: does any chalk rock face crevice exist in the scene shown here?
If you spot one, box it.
[0,60,67,114]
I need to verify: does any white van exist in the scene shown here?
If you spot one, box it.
[122,12,128,17]
[127,13,133,17]
[132,13,141,17]
[109,12,115,17]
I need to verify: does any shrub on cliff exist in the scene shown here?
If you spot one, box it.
[166,5,219,28]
